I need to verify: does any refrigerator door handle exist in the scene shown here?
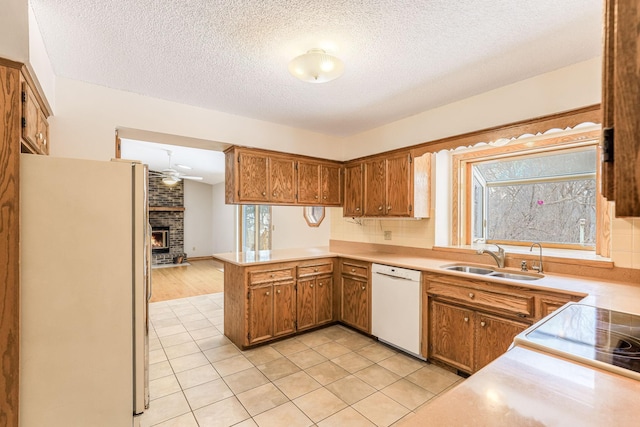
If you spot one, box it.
[146,223,153,302]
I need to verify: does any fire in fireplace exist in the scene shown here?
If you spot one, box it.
[151,226,170,253]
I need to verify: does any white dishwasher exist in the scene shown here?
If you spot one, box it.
[371,263,424,359]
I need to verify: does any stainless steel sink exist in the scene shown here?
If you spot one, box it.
[441,264,543,281]
[444,265,495,275]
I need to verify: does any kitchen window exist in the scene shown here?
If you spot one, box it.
[240,205,272,252]
[452,127,607,252]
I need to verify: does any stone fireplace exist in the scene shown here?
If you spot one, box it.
[149,174,185,265]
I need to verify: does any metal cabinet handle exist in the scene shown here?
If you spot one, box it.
[262,191,266,196]
[355,207,360,211]
[464,317,469,322]
[480,321,486,327]
[468,292,475,299]
[387,205,391,210]
[378,206,383,211]
[273,192,277,196]
[277,289,281,294]
[323,196,327,199]
[314,195,318,199]
[351,268,356,272]
[265,291,270,296]
[270,274,275,278]
[310,284,314,288]
[361,286,366,291]
[314,268,318,272]
[319,282,323,287]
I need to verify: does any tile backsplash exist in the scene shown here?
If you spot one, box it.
[330,209,640,270]
[611,217,640,269]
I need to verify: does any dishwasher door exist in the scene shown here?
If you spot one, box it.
[371,264,424,359]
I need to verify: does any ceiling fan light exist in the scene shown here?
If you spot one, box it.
[288,48,344,83]
[162,176,179,186]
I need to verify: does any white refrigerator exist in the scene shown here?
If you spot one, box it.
[20,154,150,427]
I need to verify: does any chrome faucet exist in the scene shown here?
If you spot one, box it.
[477,244,505,268]
[529,242,544,273]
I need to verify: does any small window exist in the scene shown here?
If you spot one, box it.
[303,206,325,227]
[240,205,272,251]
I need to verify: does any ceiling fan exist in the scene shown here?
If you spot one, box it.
[149,150,203,186]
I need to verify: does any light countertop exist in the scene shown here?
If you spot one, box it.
[399,346,640,427]
[212,247,640,315]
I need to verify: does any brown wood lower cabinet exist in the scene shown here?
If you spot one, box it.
[297,276,333,330]
[425,272,583,374]
[247,273,296,345]
[429,299,528,373]
[340,259,370,333]
[225,259,337,349]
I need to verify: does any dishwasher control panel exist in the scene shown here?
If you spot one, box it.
[372,263,422,281]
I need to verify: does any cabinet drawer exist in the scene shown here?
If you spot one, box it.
[428,282,533,318]
[249,267,295,284]
[298,262,333,278]
[341,263,368,278]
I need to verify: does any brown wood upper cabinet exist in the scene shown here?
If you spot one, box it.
[601,0,640,217]
[343,163,364,216]
[225,146,342,206]
[225,147,296,204]
[19,69,51,155]
[348,150,431,218]
[364,153,412,216]
[297,161,342,206]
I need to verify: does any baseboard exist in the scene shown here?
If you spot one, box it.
[187,255,215,261]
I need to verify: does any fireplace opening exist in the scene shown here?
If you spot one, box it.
[151,226,170,253]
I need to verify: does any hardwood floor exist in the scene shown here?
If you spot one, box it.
[150,259,224,302]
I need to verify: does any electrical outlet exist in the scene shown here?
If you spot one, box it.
[384,231,392,240]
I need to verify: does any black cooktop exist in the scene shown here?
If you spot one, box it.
[520,303,640,378]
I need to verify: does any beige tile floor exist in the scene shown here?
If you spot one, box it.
[140,293,464,427]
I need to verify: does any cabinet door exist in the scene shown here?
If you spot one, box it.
[364,159,386,216]
[248,284,273,344]
[22,82,40,152]
[474,313,527,371]
[321,164,342,205]
[602,0,640,216]
[296,277,315,331]
[37,109,49,155]
[341,276,368,332]
[297,161,321,204]
[238,152,269,202]
[386,153,412,217]
[344,163,363,216]
[270,157,296,203]
[429,300,474,373]
[274,280,296,336]
[316,276,333,325]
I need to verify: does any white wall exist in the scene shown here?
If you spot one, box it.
[48,77,343,163]
[183,180,214,258]
[343,58,602,159]
[0,0,29,62]
[28,4,56,112]
[331,58,603,249]
[272,206,331,250]
[211,183,236,254]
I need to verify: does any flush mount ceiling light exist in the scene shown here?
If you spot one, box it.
[288,48,344,83]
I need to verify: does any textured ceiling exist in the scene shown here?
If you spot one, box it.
[30,0,602,136]
[121,139,226,185]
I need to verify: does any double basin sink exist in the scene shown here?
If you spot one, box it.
[441,264,544,281]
